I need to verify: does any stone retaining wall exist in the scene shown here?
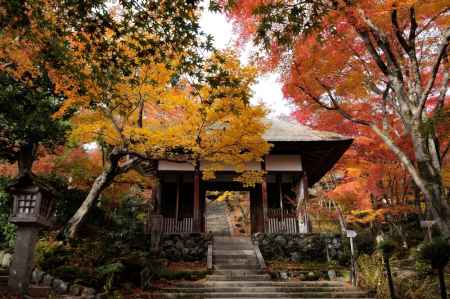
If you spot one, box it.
[159,233,212,262]
[253,233,346,262]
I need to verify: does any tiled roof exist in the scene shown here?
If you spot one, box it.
[263,117,351,142]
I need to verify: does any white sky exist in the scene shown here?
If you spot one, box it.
[199,9,295,117]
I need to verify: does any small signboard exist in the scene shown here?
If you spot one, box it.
[346,230,357,238]
[420,220,437,241]
[420,220,436,228]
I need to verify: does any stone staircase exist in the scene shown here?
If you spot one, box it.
[151,236,374,298]
[0,268,8,295]
[206,200,231,236]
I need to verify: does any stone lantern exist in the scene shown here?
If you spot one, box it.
[7,173,55,295]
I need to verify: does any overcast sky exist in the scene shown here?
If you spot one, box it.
[199,9,295,117]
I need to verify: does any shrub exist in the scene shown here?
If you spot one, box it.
[357,253,388,298]
[377,239,397,258]
[417,238,450,271]
[0,177,15,249]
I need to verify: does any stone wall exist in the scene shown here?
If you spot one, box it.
[159,233,212,262]
[0,249,100,298]
[254,233,346,262]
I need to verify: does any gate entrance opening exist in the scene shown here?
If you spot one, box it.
[205,191,251,236]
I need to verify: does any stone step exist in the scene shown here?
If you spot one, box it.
[176,281,349,288]
[0,275,8,286]
[151,291,371,298]
[214,246,256,251]
[158,287,363,293]
[207,274,271,281]
[212,269,265,276]
[214,250,256,256]
[213,255,258,261]
[214,259,258,265]
[214,264,260,270]
[214,239,252,244]
[214,241,253,245]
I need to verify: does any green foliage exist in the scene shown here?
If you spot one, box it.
[96,262,125,278]
[96,262,125,293]
[417,238,450,270]
[355,230,376,255]
[0,177,15,249]
[0,73,71,163]
[36,200,152,290]
[35,240,72,271]
[377,239,397,258]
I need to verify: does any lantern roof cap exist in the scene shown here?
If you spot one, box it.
[8,172,56,198]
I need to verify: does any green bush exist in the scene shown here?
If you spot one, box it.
[0,177,15,249]
[355,230,376,255]
[417,238,450,270]
[377,239,397,257]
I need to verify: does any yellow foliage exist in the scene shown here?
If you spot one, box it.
[67,49,270,186]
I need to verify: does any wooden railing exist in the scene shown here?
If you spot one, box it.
[267,217,299,233]
[161,217,193,233]
[268,208,296,218]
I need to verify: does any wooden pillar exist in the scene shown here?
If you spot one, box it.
[297,172,311,233]
[152,177,161,214]
[260,158,268,233]
[261,178,268,232]
[150,176,162,250]
[193,170,201,232]
[277,173,283,211]
[175,175,181,219]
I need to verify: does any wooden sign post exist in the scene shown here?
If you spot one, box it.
[346,230,357,287]
[420,220,437,241]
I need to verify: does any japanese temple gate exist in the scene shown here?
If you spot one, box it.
[150,118,352,235]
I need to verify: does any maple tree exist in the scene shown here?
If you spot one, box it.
[223,0,450,236]
[1,0,227,238]
[0,0,210,174]
[61,48,269,238]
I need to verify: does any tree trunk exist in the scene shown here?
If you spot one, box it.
[370,124,450,237]
[17,142,35,176]
[63,148,127,239]
[384,255,396,299]
[64,168,116,239]
[438,267,448,299]
[411,127,450,237]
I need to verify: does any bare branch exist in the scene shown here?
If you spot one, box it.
[391,9,411,54]
[356,28,390,76]
[408,7,418,46]
[358,8,404,81]
[433,54,449,115]
[417,27,450,118]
